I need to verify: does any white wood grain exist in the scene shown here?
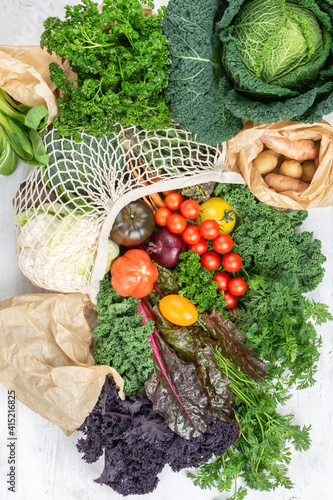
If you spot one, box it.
[1,2,333,500]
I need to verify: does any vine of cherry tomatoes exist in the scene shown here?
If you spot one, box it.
[154,192,247,310]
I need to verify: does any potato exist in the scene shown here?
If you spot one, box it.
[301,160,317,182]
[253,150,278,175]
[279,160,303,179]
[265,173,309,193]
[257,140,264,155]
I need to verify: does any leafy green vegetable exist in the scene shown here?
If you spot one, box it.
[214,184,326,292]
[145,327,212,439]
[231,0,324,85]
[150,303,265,420]
[174,251,226,312]
[189,351,312,498]
[202,310,267,382]
[234,273,332,389]
[93,276,154,396]
[213,184,331,388]
[41,0,171,140]
[0,89,48,174]
[0,128,17,176]
[162,0,333,145]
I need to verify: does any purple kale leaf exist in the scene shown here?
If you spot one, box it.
[77,376,239,496]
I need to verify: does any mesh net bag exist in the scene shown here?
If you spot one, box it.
[13,124,243,302]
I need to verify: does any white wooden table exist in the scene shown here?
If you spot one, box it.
[1,2,333,499]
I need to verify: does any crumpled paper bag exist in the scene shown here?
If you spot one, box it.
[227,120,333,210]
[0,45,74,126]
[0,293,124,436]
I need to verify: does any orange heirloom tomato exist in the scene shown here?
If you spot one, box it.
[111,249,158,298]
[159,294,198,326]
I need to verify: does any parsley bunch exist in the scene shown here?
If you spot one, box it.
[174,251,227,313]
[41,0,171,140]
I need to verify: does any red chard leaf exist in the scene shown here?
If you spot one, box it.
[203,309,267,382]
[145,328,210,440]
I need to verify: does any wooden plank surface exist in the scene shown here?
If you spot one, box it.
[1,2,333,500]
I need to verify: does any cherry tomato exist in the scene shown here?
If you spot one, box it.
[188,237,208,255]
[200,219,220,240]
[213,272,231,291]
[167,214,187,234]
[213,234,233,254]
[165,192,184,211]
[154,207,173,227]
[182,225,201,245]
[180,199,200,219]
[228,277,247,296]
[201,251,221,270]
[222,253,242,272]
[159,294,198,326]
[223,291,238,309]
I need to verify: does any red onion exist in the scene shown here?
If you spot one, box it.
[147,228,186,268]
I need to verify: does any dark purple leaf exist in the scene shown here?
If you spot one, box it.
[77,377,239,496]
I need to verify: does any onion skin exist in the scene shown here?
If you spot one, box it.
[147,228,186,268]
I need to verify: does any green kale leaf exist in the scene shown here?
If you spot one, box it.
[214,184,326,292]
[93,275,154,396]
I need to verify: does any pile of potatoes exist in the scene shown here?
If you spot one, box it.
[253,134,320,193]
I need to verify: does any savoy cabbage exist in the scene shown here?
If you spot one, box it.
[162,0,333,145]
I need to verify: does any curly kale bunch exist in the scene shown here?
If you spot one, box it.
[93,276,154,397]
[41,0,171,140]
[215,184,326,293]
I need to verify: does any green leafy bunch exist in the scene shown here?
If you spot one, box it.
[187,184,332,498]
[215,184,332,386]
[41,0,171,140]
[236,273,332,388]
[93,275,154,396]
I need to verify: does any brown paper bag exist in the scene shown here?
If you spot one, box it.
[227,120,333,210]
[0,46,74,127]
[0,293,124,436]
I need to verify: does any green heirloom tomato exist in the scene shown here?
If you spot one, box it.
[110,200,155,246]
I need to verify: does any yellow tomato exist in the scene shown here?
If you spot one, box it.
[159,295,198,326]
[197,197,236,234]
